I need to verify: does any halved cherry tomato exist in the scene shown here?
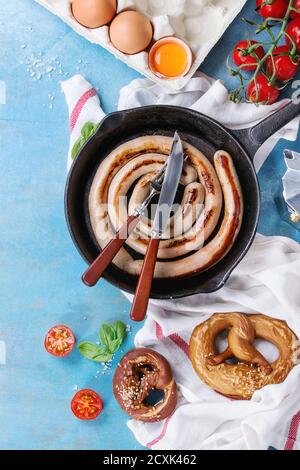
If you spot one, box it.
[291,0,300,18]
[45,325,75,357]
[286,17,300,51]
[232,40,265,71]
[266,45,300,81]
[256,0,289,19]
[71,389,103,420]
[247,73,280,104]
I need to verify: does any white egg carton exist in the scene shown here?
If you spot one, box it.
[35,0,247,92]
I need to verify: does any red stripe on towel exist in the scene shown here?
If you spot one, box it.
[155,321,190,358]
[284,411,300,450]
[169,333,190,359]
[146,414,173,448]
[70,87,97,131]
[155,321,164,340]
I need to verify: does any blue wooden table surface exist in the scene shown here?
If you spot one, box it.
[0,0,299,450]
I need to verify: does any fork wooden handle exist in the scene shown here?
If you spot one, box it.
[130,238,160,322]
[82,214,139,287]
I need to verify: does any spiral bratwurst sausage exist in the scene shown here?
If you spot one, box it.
[89,136,243,278]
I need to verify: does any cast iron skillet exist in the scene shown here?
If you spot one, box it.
[65,102,300,299]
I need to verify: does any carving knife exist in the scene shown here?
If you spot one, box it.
[130,131,184,322]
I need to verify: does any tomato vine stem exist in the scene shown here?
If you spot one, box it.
[229,0,298,103]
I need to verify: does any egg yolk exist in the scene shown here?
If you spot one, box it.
[153,43,188,78]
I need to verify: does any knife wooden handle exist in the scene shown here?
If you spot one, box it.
[82,214,139,287]
[130,238,160,322]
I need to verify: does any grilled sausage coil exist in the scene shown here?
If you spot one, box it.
[89,136,243,278]
[113,348,177,422]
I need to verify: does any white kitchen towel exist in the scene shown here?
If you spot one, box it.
[62,74,300,450]
[126,235,300,450]
[62,73,300,172]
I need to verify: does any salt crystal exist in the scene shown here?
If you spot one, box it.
[21,44,27,49]
[73,384,78,391]
[0,341,6,365]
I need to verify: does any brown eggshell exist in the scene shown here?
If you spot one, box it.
[149,36,193,80]
[109,10,153,55]
[71,0,117,28]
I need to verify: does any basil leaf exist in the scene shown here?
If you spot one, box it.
[78,342,112,363]
[71,137,82,160]
[92,352,113,363]
[78,342,99,358]
[79,320,127,362]
[104,321,126,353]
[99,323,115,348]
[71,122,99,160]
[113,321,126,343]
[107,338,122,354]
[81,122,95,140]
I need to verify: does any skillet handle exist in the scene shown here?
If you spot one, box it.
[130,238,160,323]
[231,100,300,159]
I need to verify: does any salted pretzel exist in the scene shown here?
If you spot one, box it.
[113,348,177,422]
[190,312,299,400]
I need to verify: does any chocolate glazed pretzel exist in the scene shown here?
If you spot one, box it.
[113,348,177,422]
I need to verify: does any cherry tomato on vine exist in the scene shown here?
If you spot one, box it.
[71,389,103,420]
[256,0,289,19]
[247,73,280,104]
[266,44,300,81]
[44,325,75,357]
[232,40,265,71]
[291,0,300,19]
[286,18,300,51]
